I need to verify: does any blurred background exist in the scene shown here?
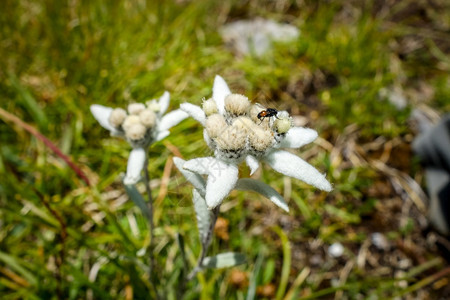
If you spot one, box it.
[0,0,449,299]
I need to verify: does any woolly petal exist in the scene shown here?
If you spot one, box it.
[158,91,170,116]
[212,75,231,115]
[124,147,146,185]
[180,103,206,126]
[245,155,260,175]
[264,150,332,191]
[277,127,318,149]
[155,130,170,142]
[235,178,289,212]
[184,157,239,208]
[203,129,215,149]
[173,157,206,196]
[90,104,121,135]
[183,157,217,175]
[205,160,239,209]
[158,109,189,131]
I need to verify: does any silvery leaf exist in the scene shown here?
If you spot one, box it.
[193,189,210,244]
[201,252,246,269]
[235,178,289,212]
[124,184,150,221]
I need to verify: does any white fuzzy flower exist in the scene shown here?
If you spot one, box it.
[128,103,146,115]
[179,75,332,210]
[90,91,188,184]
[139,109,157,128]
[109,108,127,128]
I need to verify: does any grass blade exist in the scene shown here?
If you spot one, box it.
[0,251,37,287]
[0,107,90,186]
[274,227,291,300]
[8,73,48,127]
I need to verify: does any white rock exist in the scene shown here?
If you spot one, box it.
[221,18,300,56]
[328,242,344,258]
[371,232,390,250]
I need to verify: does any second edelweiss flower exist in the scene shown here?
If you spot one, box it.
[178,75,332,210]
[91,92,188,184]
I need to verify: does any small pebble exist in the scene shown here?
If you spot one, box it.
[328,242,344,258]
[371,232,390,251]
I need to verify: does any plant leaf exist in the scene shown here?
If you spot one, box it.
[176,233,189,272]
[235,178,289,212]
[124,184,150,221]
[246,251,265,300]
[0,251,37,286]
[274,227,291,300]
[192,189,210,243]
[201,252,246,269]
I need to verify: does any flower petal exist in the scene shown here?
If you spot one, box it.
[158,91,170,116]
[158,109,189,131]
[235,178,289,212]
[185,157,239,208]
[203,129,215,149]
[212,75,231,115]
[245,155,260,175]
[180,103,206,126]
[205,160,239,209]
[124,147,146,185]
[183,157,217,175]
[277,127,318,149]
[155,130,170,142]
[173,157,206,196]
[264,150,332,191]
[90,104,121,135]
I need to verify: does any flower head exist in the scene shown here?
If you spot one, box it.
[91,91,188,184]
[178,76,331,210]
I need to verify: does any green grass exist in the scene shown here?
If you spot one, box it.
[1,0,449,299]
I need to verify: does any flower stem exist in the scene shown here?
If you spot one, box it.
[187,206,220,281]
[143,153,159,299]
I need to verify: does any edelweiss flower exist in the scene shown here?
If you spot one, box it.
[179,76,332,210]
[91,91,188,184]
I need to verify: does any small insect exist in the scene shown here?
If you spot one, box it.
[257,108,279,124]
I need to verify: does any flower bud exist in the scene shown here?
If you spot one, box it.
[248,103,266,123]
[139,109,157,128]
[249,126,273,152]
[205,114,227,139]
[146,100,161,112]
[128,103,146,115]
[233,116,257,135]
[122,115,141,132]
[215,123,247,151]
[202,98,218,116]
[126,123,147,141]
[273,112,292,134]
[109,108,127,128]
[224,94,250,116]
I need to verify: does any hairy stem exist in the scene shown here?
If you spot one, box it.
[187,206,220,281]
[143,153,159,299]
